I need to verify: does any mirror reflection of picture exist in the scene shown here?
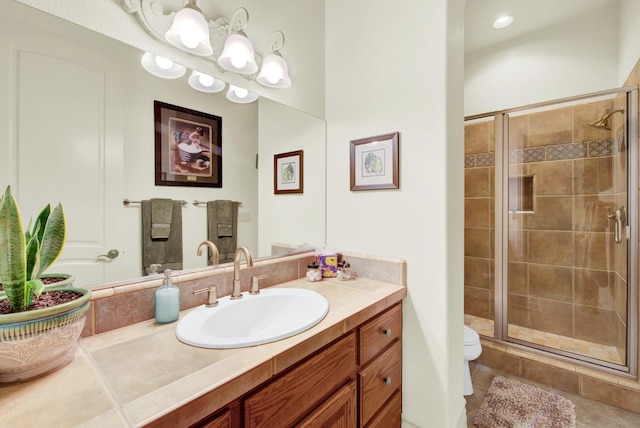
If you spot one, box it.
[169,118,213,177]
[350,132,399,191]
[274,150,304,194]
[154,101,223,188]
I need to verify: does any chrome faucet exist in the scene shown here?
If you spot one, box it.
[197,240,220,265]
[231,246,253,299]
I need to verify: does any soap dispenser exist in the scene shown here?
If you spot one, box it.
[155,269,180,323]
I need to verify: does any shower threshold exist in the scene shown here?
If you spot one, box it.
[464,314,624,365]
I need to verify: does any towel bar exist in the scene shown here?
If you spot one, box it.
[193,200,242,206]
[123,199,188,206]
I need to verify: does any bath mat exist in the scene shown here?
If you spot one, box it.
[474,375,576,428]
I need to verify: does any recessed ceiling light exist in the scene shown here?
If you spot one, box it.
[493,15,514,29]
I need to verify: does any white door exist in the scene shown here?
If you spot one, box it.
[7,19,124,288]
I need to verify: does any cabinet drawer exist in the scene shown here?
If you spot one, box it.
[245,333,356,428]
[359,304,402,365]
[359,340,402,426]
[364,389,401,428]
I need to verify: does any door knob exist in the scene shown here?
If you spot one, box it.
[98,249,120,259]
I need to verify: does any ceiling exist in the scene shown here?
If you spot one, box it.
[465,0,619,53]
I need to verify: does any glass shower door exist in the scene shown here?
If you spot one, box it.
[502,88,637,371]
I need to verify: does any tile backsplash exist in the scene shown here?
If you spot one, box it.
[81,250,406,338]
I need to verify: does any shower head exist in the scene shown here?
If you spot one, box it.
[588,108,625,130]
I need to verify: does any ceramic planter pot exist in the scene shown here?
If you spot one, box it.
[0,287,91,384]
[0,274,75,301]
[39,273,75,288]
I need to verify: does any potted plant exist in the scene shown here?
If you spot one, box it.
[0,185,91,383]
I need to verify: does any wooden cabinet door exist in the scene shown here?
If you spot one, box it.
[196,409,233,428]
[244,333,356,428]
[296,381,357,428]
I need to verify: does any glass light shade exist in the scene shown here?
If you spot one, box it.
[165,7,213,56]
[256,53,291,88]
[218,33,258,74]
[226,85,258,103]
[141,52,186,79]
[188,70,226,93]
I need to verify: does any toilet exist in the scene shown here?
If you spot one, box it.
[463,326,482,396]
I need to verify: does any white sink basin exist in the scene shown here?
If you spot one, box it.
[176,288,329,348]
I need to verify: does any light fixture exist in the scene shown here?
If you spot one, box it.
[188,70,226,93]
[226,85,258,103]
[493,15,514,29]
[257,31,291,88]
[124,2,293,91]
[141,52,186,79]
[217,8,258,75]
[164,0,213,56]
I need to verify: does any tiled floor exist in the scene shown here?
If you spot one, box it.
[465,362,640,427]
[465,314,625,365]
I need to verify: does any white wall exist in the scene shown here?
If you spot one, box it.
[325,0,466,426]
[465,6,619,116]
[619,0,640,83]
[258,99,326,256]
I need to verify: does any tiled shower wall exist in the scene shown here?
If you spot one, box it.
[464,98,628,357]
[464,120,496,323]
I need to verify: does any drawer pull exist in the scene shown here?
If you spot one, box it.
[383,328,392,337]
[384,376,392,386]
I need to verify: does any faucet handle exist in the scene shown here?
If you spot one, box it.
[193,285,219,307]
[149,264,161,275]
[250,274,271,295]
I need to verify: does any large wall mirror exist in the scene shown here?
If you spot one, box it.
[0,1,326,288]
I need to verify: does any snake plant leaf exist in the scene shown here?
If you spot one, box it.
[25,205,48,278]
[25,279,45,306]
[31,204,50,250]
[36,203,65,278]
[0,186,27,311]
[25,231,41,281]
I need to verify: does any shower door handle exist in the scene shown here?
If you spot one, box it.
[606,208,623,244]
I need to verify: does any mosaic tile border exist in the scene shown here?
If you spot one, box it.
[465,138,621,168]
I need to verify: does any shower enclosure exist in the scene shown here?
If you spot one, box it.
[464,86,638,374]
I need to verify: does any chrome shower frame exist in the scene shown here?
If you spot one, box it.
[467,85,639,377]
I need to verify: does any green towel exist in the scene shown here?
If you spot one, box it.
[150,198,173,240]
[142,199,183,275]
[207,200,240,263]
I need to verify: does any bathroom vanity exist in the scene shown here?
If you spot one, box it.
[0,252,406,428]
[151,302,403,428]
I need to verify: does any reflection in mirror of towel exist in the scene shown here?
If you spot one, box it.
[142,199,183,275]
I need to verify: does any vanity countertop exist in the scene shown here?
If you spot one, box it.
[0,277,406,427]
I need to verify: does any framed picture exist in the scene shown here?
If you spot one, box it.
[350,132,399,191]
[154,100,222,187]
[274,150,304,194]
